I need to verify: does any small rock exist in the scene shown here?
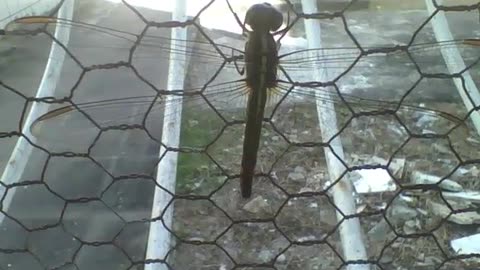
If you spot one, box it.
[423,256,442,266]
[422,129,435,134]
[276,254,286,263]
[442,191,480,204]
[471,166,480,177]
[399,194,416,203]
[297,235,317,242]
[368,219,390,242]
[288,172,304,181]
[411,171,463,192]
[417,114,437,127]
[455,167,471,175]
[299,187,314,193]
[416,208,428,216]
[258,250,273,262]
[352,168,397,194]
[388,124,406,137]
[243,196,270,214]
[466,137,480,144]
[187,236,205,242]
[379,253,394,264]
[417,253,425,262]
[350,153,361,163]
[451,233,480,255]
[389,158,406,177]
[424,217,439,229]
[433,143,452,155]
[356,204,367,214]
[428,201,480,225]
[294,166,306,174]
[388,204,418,224]
[403,219,419,234]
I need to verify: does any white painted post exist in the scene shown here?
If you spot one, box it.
[0,0,75,225]
[144,0,187,268]
[425,0,480,135]
[300,0,369,269]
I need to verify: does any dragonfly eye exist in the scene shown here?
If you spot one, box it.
[245,3,283,32]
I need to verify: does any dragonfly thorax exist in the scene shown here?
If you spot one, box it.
[244,3,281,90]
[244,31,278,89]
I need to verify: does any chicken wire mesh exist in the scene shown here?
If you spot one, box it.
[1,0,480,269]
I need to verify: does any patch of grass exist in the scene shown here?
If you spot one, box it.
[175,106,232,194]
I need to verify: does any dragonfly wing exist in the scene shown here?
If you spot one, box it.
[4,16,240,73]
[278,39,480,84]
[29,79,251,153]
[268,81,467,143]
[274,38,479,140]
[29,95,160,153]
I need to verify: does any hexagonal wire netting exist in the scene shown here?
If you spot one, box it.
[1,0,480,269]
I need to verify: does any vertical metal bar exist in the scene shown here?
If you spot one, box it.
[425,0,480,135]
[145,0,187,268]
[0,0,75,225]
[300,0,369,269]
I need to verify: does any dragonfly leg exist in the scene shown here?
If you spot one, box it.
[226,0,250,34]
[273,7,290,49]
[276,40,282,52]
[232,47,245,75]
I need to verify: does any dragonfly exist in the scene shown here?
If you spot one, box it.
[2,1,479,198]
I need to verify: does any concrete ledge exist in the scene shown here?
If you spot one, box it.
[286,0,477,11]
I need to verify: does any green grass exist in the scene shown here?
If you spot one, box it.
[175,106,236,195]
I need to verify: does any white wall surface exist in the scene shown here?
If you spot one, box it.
[0,0,59,29]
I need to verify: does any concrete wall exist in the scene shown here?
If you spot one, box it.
[368,0,477,10]
[0,0,59,29]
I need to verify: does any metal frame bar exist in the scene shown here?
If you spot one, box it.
[425,0,480,135]
[145,0,187,268]
[300,0,369,269]
[0,0,74,225]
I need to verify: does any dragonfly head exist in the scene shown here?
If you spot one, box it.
[244,3,283,33]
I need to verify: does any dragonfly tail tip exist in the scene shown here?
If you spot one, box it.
[240,176,252,198]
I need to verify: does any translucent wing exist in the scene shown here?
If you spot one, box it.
[28,78,468,152]
[278,39,480,82]
[9,15,479,78]
[3,15,245,74]
[5,15,479,153]
[27,80,249,153]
